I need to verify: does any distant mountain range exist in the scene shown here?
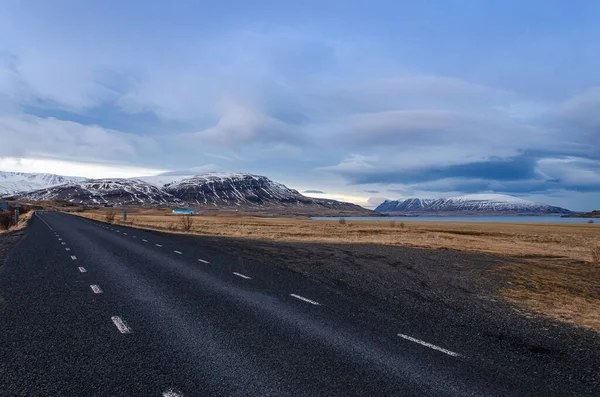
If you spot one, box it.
[0,171,369,215]
[375,194,572,215]
[0,171,86,196]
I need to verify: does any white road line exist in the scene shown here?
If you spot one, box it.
[71,255,77,260]
[233,272,252,280]
[78,267,87,273]
[90,284,103,294]
[174,250,183,255]
[57,238,62,241]
[397,333,460,357]
[111,316,132,334]
[290,294,321,306]
[197,259,209,264]
[36,213,53,229]
[163,389,184,397]
[156,244,162,247]
[61,242,66,245]
[123,233,128,235]
[142,239,148,242]
[132,236,137,238]
[65,248,70,251]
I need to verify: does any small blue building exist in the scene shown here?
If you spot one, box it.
[172,209,197,215]
[0,202,9,211]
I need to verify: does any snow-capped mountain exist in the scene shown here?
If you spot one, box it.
[0,171,86,196]
[137,171,197,187]
[375,194,572,214]
[7,171,369,213]
[163,173,366,211]
[13,179,179,206]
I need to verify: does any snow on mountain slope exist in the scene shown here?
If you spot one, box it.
[376,194,572,214]
[0,171,86,196]
[14,178,178,206]
[164,173,368,211]
[7,171,369,213]
[137,171,197,187]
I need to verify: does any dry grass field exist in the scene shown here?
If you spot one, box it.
[77,208,600,332]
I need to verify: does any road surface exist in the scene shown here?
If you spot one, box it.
[0,212,597,396]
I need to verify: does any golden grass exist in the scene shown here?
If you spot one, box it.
[0,211,33,234]
[77,210,600,332]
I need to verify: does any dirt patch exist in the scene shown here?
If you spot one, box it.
[166,233,600,333]
[173,234,510,315]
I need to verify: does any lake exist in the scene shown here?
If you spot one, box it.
[312,216,598,224]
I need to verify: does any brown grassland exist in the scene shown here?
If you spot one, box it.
[76,208,600,332]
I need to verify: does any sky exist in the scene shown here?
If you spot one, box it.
[0,1,599,211]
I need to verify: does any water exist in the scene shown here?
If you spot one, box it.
[312,215,597,224]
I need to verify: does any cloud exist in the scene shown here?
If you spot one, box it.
[336,76,513,113]
[0,2,599,211]
[190,100,305,148]
[0,114,158,163]
[321,154,540,185]
[367,197,388,207]
[303,189,325,194]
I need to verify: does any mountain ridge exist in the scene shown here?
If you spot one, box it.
[0,171,86,196]
[3,171,369,214]
[376,194,572,215]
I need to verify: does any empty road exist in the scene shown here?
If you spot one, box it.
[0,212,598,396]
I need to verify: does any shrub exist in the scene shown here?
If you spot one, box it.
[588,219,595,224]
[400,222,405,229]
[105,210,116,224]
[180,215,194,232]
[592,247,600,264]
[0,212,12,230]
[389,220,396,228]
[339,218,346,225]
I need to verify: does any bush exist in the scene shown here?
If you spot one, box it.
[105,210,116,224]
[180,215,194,232]
[588,219,595,224]
[0,212,13,230]
[400,222,405,229]
[339,218,346,225]
[592,247,600,264]
[389,220,396,228]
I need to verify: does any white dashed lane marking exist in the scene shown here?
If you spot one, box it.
[397,333,460,357]
[111,316,132,334]
[78,267,87,273]
[123,233,128,235]
[142,239,148,242]
[233,272,252,280]
[156,244,162,247]
[197,259,209,264]
[61,242,66,245]
[163,389,184,397]
[90,284,103,294]
[290,294,321,306]
[174,250,183,255]
[71,255,77,260]
[65,248,70,251]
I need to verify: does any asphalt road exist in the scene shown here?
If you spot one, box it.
[0,212,598,396]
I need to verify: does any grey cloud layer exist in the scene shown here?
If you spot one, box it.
[0,18,598,208]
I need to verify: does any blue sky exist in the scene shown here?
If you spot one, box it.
[0,1,599,210]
